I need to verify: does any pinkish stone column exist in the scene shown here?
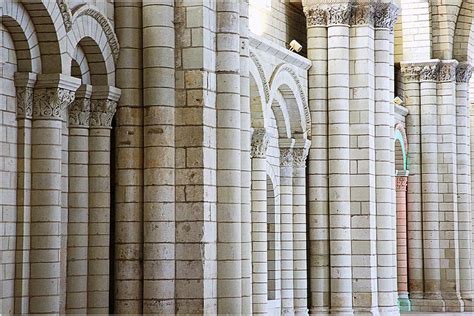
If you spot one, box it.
[396,174,411,311]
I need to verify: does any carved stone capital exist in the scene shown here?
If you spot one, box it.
[14,72,37,119]
[400,63,422,82]
[374,1,399,30]
[438,61,457,82]
[351,2,375,26]
[396,176,408,192]
[420,63,439,81]
[293,147,309,167]
[303,1,399,28]
[90,99,117,128]
[456,62,473,83]
[16,87,34,119]
[33,88,76,120]
[69,85,92,127]
[280,148,294,167]
[251,128,269,158]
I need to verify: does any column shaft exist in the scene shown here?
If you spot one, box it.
[328,23,353,314]
[306,24,330,313]
[216,2,242,313]
[142,0,176,313]
[29,75,79,314]
[396,176,410,311]
[66,85,92,314]
[456,63,474,311]
[114,0,144,312]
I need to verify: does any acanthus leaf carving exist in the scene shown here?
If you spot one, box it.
[16,87,34,119]
[68,97,91,127]
[33,88,76,120]
[438,62,457,82]
[374,1,399,30]
[57,0,73,32]
[419,63,439,81]
[456,63,473,83]
[90,99,117,128]
[292,147,309,168]
[280,148,293,167]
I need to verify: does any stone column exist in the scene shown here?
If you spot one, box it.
[250,128,269,315]
[142,0,176,313]
[374,4,399,314]
[419,61,444,310]
[326,4,353,314]
[29,74,80,314]
[400,62,424,305]
[292,141,310,315]
[216,2,242,313]
[13,72,36,314]
[437,61,463,311]
[304,6,330,312]
[87,86,119,313]
[279,143,295,314]
[456,62,473,311]
[114,1,143,312]
[396,174,410,311]
[66,84,92,314]
[240,1,252,312]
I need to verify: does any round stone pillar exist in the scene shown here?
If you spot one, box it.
[326,4,353,314]
[29,74,80,314]
[292,142,310,315]
[14,72,37,315]
[396,174,410,311]
[419,62,444,309]
[216,2,242,313]
[456,62,474,311]
[279,143,295,315]
[87,86,119,314]
[250,128,269,315]
[66,84,92,314]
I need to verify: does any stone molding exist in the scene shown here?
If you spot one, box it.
[57,0,73,32]
[303,0,399,29]
[33,88,76,120]
[90,99,117,128]
[456,62,473,83]
[251,128,269,158]
[396,176,408,192]
[73,5,120,64]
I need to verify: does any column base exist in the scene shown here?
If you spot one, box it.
[329,307,354,316]
[398,293,411,312]
[463,297,474,312]
[294,307,309,315]
[310,307,330,315]
[410,297,445,312]
[442,295,464,312]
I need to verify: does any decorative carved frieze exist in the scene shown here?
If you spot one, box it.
[16,87,34,119]
[456,62,473,83]
[400,63,423,82]
[396,176,408,192]
[33,88,76,120]
[69,97,91,127]
[57,0,73,32]
[251,128,269,158]
[303,0,399,29]
[90,99,117,128]
[74,5,120,64]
